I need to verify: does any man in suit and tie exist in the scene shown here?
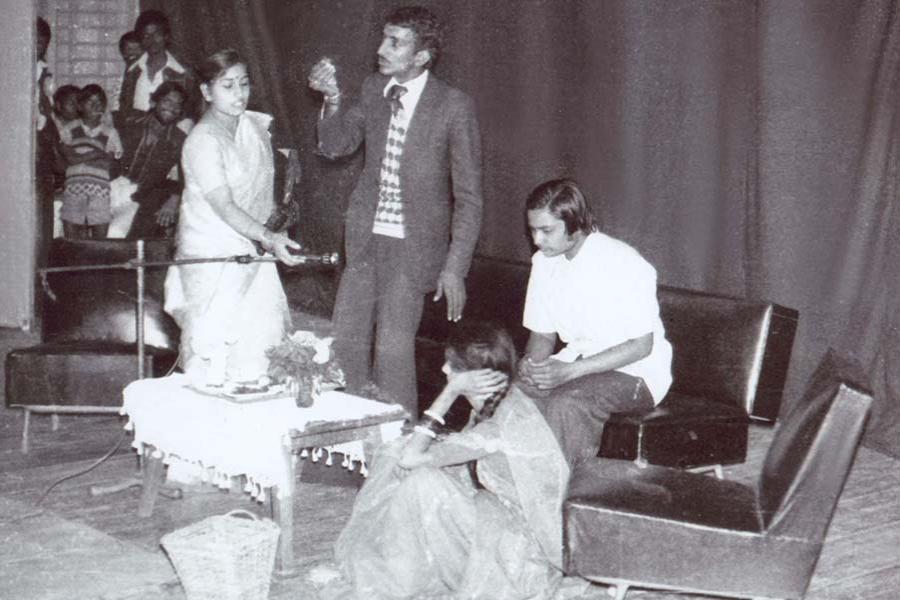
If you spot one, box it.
[308,5,484,416]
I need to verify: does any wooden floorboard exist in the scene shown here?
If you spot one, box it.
[2,329,899,599]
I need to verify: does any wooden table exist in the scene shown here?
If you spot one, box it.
[120,375,408,577]
[274,410,409,576]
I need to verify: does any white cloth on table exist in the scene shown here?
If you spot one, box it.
[121,374,405,498]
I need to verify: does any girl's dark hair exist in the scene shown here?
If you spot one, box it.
[77,84,107,108]
[197,48,244,85]
[445,321,517,421]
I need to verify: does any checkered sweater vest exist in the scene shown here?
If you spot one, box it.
[373,85,408,238]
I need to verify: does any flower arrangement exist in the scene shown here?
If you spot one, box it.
[265,330,345,407]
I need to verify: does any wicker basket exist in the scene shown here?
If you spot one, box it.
[161,509,281,600]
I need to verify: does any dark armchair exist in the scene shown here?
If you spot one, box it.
[563,350,873,599]
[597,286,798,473]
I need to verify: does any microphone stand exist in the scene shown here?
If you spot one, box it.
[34,240,340,502]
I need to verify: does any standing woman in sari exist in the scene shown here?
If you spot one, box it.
[164,49,302,386]
[332,322,591,599]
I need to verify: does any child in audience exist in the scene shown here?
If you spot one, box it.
[46,84,82,196]
[111,31,143,121]
[119,31,143,68]
[35,17,56,224]
[35,17,53,133]
[51,85,80,143]
[118,81,190,238]
[59,85,123,240]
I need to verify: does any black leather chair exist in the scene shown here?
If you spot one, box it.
[563,350,873,599]
[5,239,178,452]
[597,286,799,473]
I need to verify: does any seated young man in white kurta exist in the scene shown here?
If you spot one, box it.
[517,178,673,465]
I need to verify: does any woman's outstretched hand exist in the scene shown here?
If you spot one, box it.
[263,231,304,266]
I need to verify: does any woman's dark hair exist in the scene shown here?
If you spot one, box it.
[150,80,188,106]
[197,48,244,85]
[77,84,107,108]
[134,10,171,37]
[526,178,598,235]
[385,6,443,70]
[445,321,517,420]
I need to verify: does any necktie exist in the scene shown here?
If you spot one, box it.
[388,84,407,116]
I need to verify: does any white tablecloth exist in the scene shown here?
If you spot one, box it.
[121,374,405,498]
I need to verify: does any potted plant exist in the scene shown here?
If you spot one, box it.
[265,331,345,407]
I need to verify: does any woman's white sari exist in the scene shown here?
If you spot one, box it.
[164,110,290,384]
[332,386,591,599]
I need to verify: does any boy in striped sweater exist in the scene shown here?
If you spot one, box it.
[59,84,123,239]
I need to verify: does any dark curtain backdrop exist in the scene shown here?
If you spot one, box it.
[141,0,900,457]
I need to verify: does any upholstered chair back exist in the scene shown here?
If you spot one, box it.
[758,351,872,539]
[658,286,796,420]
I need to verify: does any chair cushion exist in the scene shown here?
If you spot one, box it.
[563,458,815,598]
[566,458,762,533]
[598,394,750,468]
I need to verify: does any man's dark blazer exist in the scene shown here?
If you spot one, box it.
[317,72,483,291]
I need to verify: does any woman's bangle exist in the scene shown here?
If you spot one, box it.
[413,425,437,439]
[324,92,341,105]
[257,225,273,244]
[423,409,445,425]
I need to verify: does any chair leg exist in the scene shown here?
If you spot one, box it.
[50,413,60,431]
[21,409,31,454]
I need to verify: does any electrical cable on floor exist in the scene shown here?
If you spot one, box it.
[35,428,129,506]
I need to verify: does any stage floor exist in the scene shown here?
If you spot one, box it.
[2,327,899,599]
